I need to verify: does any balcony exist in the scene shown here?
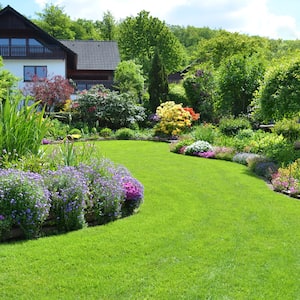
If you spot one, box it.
[0,45,65,59]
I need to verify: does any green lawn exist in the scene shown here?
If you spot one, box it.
[1,140,300,299]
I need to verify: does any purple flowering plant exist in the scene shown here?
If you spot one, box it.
[0,169,50,239]
[44,166,89,232]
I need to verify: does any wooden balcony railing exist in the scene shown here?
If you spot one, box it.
[0,45,65,58]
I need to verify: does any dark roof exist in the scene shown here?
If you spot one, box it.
[0,6,76,58]
[60,40,120,71]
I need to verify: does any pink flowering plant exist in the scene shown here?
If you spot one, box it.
[271,159,300,196]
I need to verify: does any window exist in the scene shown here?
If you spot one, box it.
[11,38,26,56]
[24,66,47,82]
[0,38,9,56]
[0,38,51,56]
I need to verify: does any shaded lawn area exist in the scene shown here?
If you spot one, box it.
[1,140,300,299]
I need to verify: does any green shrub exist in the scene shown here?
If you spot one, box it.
[46,118,69,140]
[213,146,236,161]
[247,156,278,180]
[99,127,113,137]
[272,117,300,141]
[192,123,216,144]
[69,128,81,135]
[115,128,135,140]
[168,83,189,106]
[170,139,194,154]
[232,152,262,165]
[253,58,300,122]
[248,133,297,164]
[76,84,146,129]
[219,116,251,136]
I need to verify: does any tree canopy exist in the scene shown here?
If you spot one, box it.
[118,10,186,75]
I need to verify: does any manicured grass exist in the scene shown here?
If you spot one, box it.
[1,140,300,299]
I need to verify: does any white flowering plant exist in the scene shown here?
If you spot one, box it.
[184,140,213,156]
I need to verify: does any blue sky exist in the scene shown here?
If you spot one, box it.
[2,0,300,39]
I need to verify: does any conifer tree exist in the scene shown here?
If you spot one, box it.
[148,50,169,113]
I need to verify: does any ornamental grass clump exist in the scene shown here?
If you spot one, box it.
[184,140,213,156]
[44,167,89,232]
[0,93,48,160]
[0,169,50,240]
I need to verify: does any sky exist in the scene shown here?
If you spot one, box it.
[2,0,300,40]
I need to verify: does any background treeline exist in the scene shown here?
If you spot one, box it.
[1,3,300,123]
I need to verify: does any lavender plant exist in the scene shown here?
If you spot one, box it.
[0,169,50,240]
[44,167,89,232]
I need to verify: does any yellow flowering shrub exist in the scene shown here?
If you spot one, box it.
[154,101,192,136]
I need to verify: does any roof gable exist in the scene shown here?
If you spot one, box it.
[0,5,76,57]
[60,40,120,71]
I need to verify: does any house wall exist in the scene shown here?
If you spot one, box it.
[2,58,66,89]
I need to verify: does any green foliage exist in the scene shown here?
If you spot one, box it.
[169,139,193,154]
[168,83,188,106]
[272,117,300,141]
[148,50,169,113]
[118,10,186,75]
[248,133,297,164]
[213,146,236,161]
[0,57,18,101]
[183,68,215,122]
[114,60,145,98]
[216,53,265,116]
[76,85,146,129]
[34,4,75,39]
[99,127,113,137]
[169,25,217,54]
[115,128,135,140]
[247,156,278,180]
[253,57,300,122]
[95,11,117,40]
[192,123,217,144]
[71,18,101,40]
[218,116,251,136]
[193,31,267,68]
[0,93,48,160]
[45,118,69,140]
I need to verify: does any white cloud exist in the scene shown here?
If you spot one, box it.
[34,0,300,39]
[228,0,300,39]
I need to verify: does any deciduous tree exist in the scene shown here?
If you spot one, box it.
[118,10,186,75]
